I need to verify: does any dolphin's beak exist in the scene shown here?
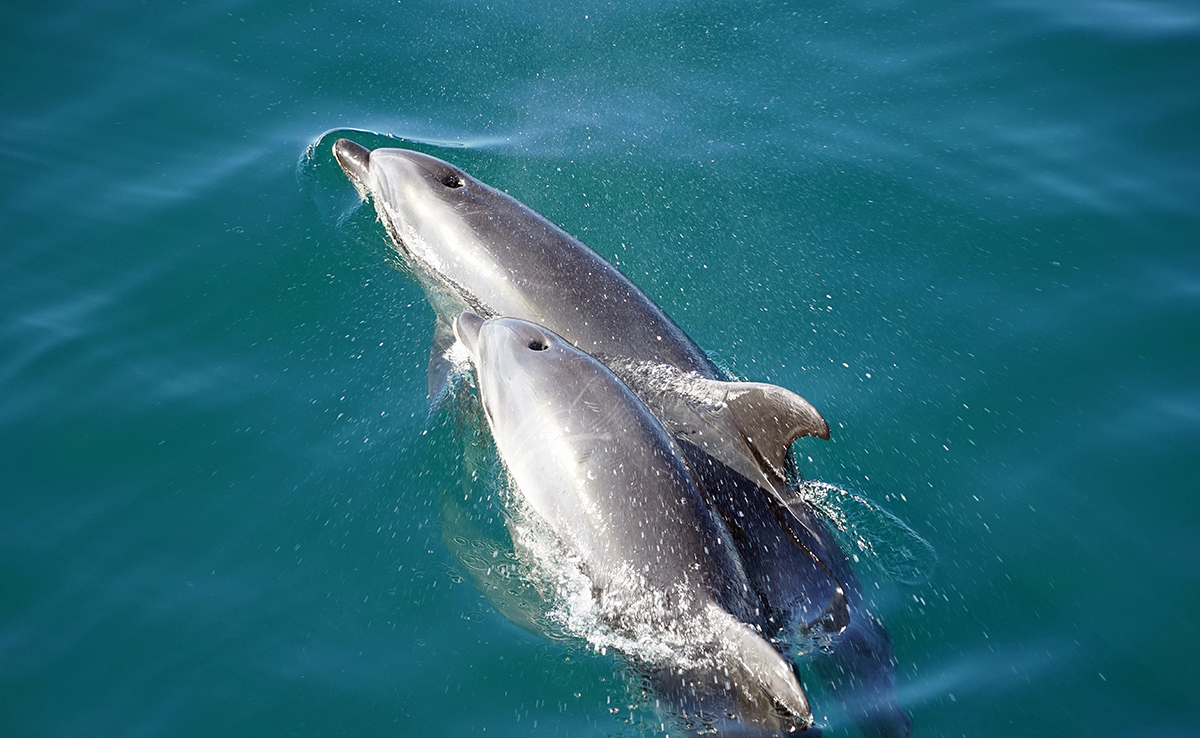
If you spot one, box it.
[454,312,485,358]
[332,139,371,187]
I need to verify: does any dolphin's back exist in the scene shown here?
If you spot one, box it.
[455,183,718,375]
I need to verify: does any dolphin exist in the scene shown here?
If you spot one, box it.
[332,138,846,609]
[454,312,818,735]
[333,139,910,736]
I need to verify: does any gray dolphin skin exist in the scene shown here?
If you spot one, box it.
[334,140,716,373]
[334,139,910,737]
[454,312,815,735]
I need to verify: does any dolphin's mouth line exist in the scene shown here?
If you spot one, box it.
[379,210,413,258]
[344,170,370,199]
[332,138,372,196]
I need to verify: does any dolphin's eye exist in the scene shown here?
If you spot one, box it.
[441,173,464,188]
[528,339,548,351]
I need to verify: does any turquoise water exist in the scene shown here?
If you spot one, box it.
[2,0,1197,736]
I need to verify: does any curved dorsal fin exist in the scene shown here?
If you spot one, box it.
[718,381,830,478]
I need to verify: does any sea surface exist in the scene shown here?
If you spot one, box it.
[2,1,1197,736]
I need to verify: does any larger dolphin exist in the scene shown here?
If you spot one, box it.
[333,139,909,736]
[455,312,817,735]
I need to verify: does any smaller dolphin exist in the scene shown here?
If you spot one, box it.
[454,312,819,735]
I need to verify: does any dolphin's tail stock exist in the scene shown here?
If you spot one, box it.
[647,605,821,736]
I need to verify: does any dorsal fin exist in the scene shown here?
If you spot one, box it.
[718,381,830,478]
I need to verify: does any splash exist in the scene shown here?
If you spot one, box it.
[597,356,727,410]
[796,480,937,586]
[506,491,733,672]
